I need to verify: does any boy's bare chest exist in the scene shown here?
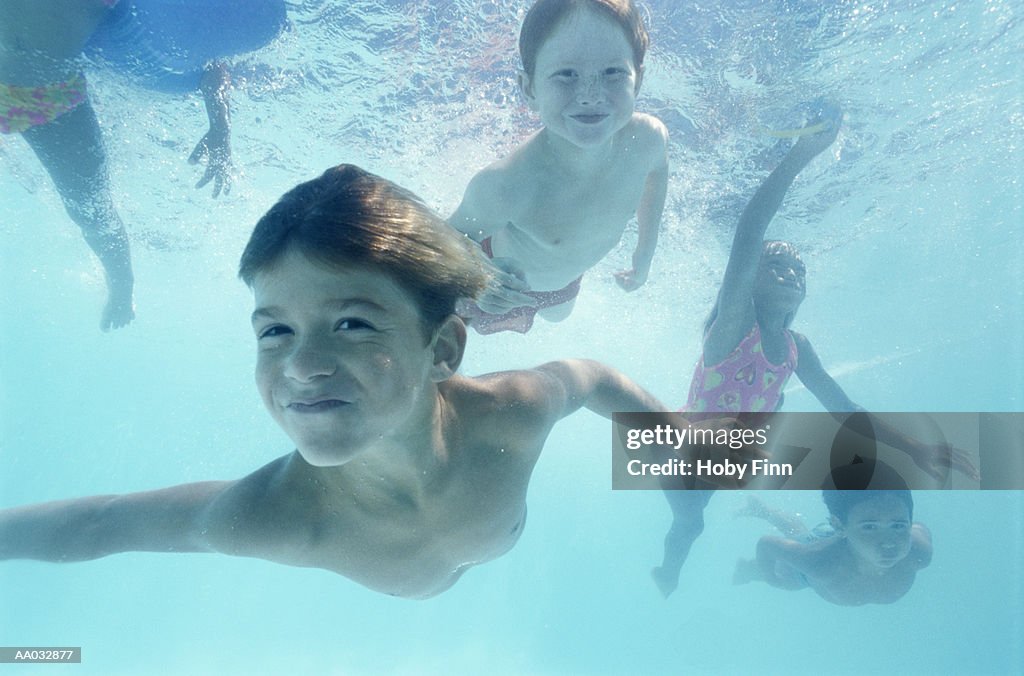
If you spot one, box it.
[516,168,648,242]
[307,463,531,598]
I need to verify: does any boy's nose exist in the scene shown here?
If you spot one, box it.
[576,75,604,103]
[284,339,338,382]
[880,538,902,553]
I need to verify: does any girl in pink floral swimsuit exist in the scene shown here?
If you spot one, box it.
[651,107,976,599]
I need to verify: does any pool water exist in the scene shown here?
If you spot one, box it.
[1,1,1021,674]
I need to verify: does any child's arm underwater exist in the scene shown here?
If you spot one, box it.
[0,456,322,567]
[189,61,233,198]
[794,333,979,481]
[739,535,813,590]
[448,168,537,314]
[702,113,840,365]
[615,117,669,291]
[505,360,761,488]
[519,358,667,424]
[0,481,231,563]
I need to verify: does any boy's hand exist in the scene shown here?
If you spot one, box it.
[189,128,233,198]
[614,267,648,292]
[474,257,539,314]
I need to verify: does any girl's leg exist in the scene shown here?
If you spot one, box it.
[652,489,714,598]
[22,94,134,330]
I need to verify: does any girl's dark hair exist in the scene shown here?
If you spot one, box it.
[239,164,488,335]
[519,0,649,78]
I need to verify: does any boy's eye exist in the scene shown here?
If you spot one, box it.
[604,67,628,78]
[337,318,374,331]
[258,324,292,340]
[552,69,577,80]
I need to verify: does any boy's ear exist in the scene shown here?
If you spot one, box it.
[429,314,467,382]
[634,63,644,94]
[518,70,539,111]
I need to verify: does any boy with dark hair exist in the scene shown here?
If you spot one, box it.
[734,460,931,606]
[1,165,735,599]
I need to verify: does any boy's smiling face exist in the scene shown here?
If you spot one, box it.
[522,7,640,149]
[251,247,442,467]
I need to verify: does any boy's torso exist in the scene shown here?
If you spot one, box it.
[208,375,550,598]
[488,114,662,290]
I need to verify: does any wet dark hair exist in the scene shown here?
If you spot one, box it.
[239,164,488,336]
[519,0,649,78]
[822,457,914,523]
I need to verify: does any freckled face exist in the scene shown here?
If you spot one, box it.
[841,496,913,570]
[251,248,437,467]
[524,8,639,149]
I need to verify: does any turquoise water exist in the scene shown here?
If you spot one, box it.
[1,1,1022,674]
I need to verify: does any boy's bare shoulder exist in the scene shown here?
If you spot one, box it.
[625,113,670,153]
[909,522,933,569]
[462,146,541,216]
[442,369,568,443]
[446,369,563,419]
[632,112,669,136]
[202,454,320,553]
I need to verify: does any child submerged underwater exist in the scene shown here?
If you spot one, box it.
[0,0,285,330]
[449,0,669,334]
[650,106,976,599]
[0,165,750,600]
[733,459,932,606]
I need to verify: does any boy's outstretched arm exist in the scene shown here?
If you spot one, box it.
[0,481,231,563]
[532,359,666,421]
[525,361,763,488]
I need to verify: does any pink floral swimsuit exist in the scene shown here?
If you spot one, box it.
[684,324,798,413]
